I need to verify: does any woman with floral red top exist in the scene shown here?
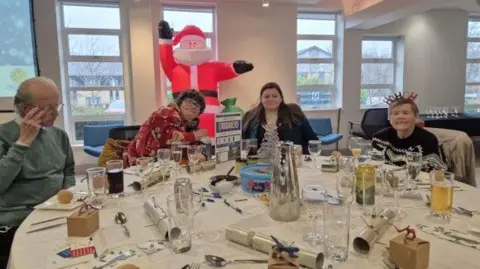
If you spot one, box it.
[124,90,208,166]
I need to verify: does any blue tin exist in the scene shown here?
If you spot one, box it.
[239,164,272,194]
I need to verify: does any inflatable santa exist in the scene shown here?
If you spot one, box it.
[158,20,254,137]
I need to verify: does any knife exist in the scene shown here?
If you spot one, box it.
[26,222,66,234]
[30,216,65,226]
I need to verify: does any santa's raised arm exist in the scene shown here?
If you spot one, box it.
[158,20,254,115]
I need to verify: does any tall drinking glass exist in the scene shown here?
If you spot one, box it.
[171,142,183,178]
[106,160,124,198]
[308,140,322,169]
[355,155,375,217]
[302,185,327,246]
[86,167,106,196]
[166,194,192,253]
[406,151,422,187]
[336,174,354,204]
[157,148,172,187]
[324,201,351,264]
[430,171,454,220]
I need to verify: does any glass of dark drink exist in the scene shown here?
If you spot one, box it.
[106,160,124,198]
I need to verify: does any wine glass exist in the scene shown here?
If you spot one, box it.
[171,142,183,179]
[302,185,327,246]
[385,169,408,220]
[192,189,204,239]
[406,151,422,188]
[157,148,172,188]
[308,140,322,169]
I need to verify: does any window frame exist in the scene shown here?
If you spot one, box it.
[360,36,400,109]
[465,17,480,111]
[160,4,217,104]
[59,1,126,143]
[296,12,338,110]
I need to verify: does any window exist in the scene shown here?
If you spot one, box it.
[161,5,216,103]
[361,38,401,108]
[59,2,125,141]
[465,18,480,111]
[0,0,38,110]
[296,12,338,109]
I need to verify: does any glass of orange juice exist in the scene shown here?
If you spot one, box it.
[430,171,454,220]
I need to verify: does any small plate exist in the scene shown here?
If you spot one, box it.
[34,193,85,211]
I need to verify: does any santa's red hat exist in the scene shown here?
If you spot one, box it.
[173,25,206,46]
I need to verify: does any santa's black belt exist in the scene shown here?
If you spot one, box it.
[173,89,218,99]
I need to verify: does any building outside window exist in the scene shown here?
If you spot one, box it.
[465,18,480,112]
[59,1,126,141]
[296,12,338,109]
[361,37,403,108]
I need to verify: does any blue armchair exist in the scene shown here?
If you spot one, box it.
[308,118,343,149]
[83,125,121,157]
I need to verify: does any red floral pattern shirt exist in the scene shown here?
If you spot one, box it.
[124,104,196,166]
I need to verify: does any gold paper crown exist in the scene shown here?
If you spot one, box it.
[383,91,418,105]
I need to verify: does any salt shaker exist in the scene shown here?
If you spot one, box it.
[173,177,193,213]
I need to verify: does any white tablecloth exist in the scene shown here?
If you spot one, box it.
[8,160,480,269]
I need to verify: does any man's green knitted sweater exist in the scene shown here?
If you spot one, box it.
[0,120,75,227]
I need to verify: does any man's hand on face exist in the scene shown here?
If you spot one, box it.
[17,107,45,146]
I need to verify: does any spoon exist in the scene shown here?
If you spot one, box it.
[114,212,130,237]
[204,255,268,267]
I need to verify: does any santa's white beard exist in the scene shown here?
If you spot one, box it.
[174,48,213,66]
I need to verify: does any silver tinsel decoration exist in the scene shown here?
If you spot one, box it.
[257,123,280,163]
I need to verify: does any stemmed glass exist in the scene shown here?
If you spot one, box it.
[192,190,204,239]
[308,140,322,169]
[171,142,183,179]
[385,169,408,220]
[368,149,385,211]
[187,145,202,174]
[406,151,422,188]
[302,185,327,246]
[157,148,172,188]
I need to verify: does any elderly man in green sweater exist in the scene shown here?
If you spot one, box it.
[0,77,75,267]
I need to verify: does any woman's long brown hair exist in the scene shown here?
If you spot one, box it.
[243,82,303,130]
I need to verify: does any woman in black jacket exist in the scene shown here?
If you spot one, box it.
[242,82,318,154]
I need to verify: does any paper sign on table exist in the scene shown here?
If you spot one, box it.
[46,230,107,269]
[215,113,242,164]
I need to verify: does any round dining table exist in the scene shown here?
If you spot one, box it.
[8,158,480,269]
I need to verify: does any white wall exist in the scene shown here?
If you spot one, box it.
[367,9,469,112]
[217,2,298,108]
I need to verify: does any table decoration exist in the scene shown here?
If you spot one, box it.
[143,199,181,240]
[239,164,272,194]
[129,165,169,191]
[67,200,101,237]
[353,208,397,254]
[268,236,300,269]
[389,225,429,269]
[226,225,325,269]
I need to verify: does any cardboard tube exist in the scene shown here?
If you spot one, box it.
[226,225,324,269]
[143,200,180,240]
[353,208,397,254]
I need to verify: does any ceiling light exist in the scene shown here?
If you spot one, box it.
[262,0,269,7]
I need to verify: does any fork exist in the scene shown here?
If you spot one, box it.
[190,263,201,269]
[382,257,398,269]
